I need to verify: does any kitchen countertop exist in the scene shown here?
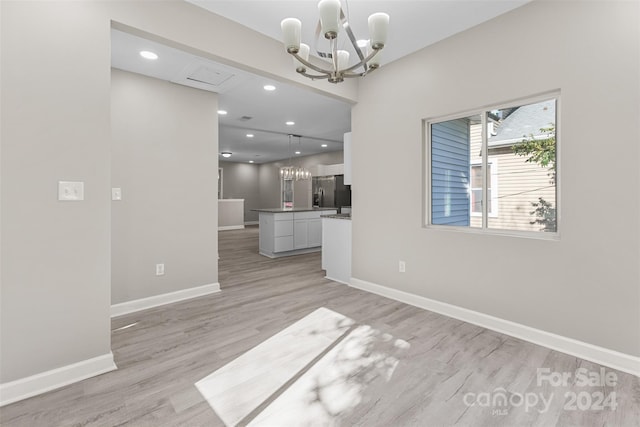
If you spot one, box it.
[321,213,352,220]
[251,207,338,213]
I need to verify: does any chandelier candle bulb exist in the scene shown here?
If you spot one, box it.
[294,43,310,69]
[281,18,302,52]
[318,0,341,38]
[368,12,389,49]
[336,50,350,71]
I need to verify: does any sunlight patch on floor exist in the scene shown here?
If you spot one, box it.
[195,307,410,426]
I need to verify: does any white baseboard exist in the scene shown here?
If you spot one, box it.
[111,283,220,318]
[244,221,259,226]
[218,225,244,231]
[0,352,117,407]
[325,275,350,286]
[350,278,640,377]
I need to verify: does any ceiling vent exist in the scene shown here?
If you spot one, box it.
[239,116,253,121]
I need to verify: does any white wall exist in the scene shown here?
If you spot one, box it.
[0,0,356,387]
[111,69,218,305]
[352,0,640,356]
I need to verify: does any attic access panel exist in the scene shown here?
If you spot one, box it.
[186,65,234,86]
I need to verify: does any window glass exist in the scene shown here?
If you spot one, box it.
[487,100,556,232]
[428,97,557,234]
[430,114,482,227]
[470,164,492,214]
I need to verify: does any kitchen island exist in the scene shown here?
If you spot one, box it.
[253,208,337,258]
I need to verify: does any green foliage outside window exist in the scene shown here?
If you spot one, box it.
[512,125,557,232]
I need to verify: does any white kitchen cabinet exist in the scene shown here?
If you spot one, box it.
[258,212,293,255]
[274,220,293,237]
[294,220,309,249]
[274,236,294,252]
[295,218,322,249]
[293,211,331,250]
[255,209,336,258]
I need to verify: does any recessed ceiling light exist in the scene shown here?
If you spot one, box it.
[295,151,301,155]
[286,121,295,126]
[246,134,254,138]
[263,84,276,91]
[221,152,232,158]
[139,50,158,60]
[217,110,228,115]
[321,144,328,147]
[249,160,254,163]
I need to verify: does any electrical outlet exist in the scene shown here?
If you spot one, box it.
[156,263,165,276]
[399,261,406,273]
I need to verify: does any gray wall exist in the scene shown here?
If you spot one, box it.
[0,0,356,385]
[219,161,260,222]
[1,1,112,383]
[111,69,218,304]
[258,151,344,209]
[352,0,640,356]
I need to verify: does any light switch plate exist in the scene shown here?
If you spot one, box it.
[112,188,122,201]
[58,181,84,201]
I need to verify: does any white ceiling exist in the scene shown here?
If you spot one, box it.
[187,0,531,65]
[111,0,531,164]
[111,29,350,164]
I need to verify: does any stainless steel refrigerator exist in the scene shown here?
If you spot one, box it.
[312,175,351,211]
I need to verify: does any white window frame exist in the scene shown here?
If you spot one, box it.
[423,91,560,239]
[470,159,498,218]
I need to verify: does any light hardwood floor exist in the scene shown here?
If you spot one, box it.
[1,226,639,426]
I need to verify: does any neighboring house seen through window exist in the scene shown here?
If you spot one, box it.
[426,95,558,234]
[470,161,497,217]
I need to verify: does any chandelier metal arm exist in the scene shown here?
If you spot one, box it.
[341,67,379,79]
[289,52,328,74]
[291,47,380,80]
[290,51,336,75]
[340,47,381,74]
[340,15,366,64]
[330,37,339,74]
[296,69,331,80]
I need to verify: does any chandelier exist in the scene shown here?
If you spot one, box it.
[281,0,389,84]
[280,135,311,181]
